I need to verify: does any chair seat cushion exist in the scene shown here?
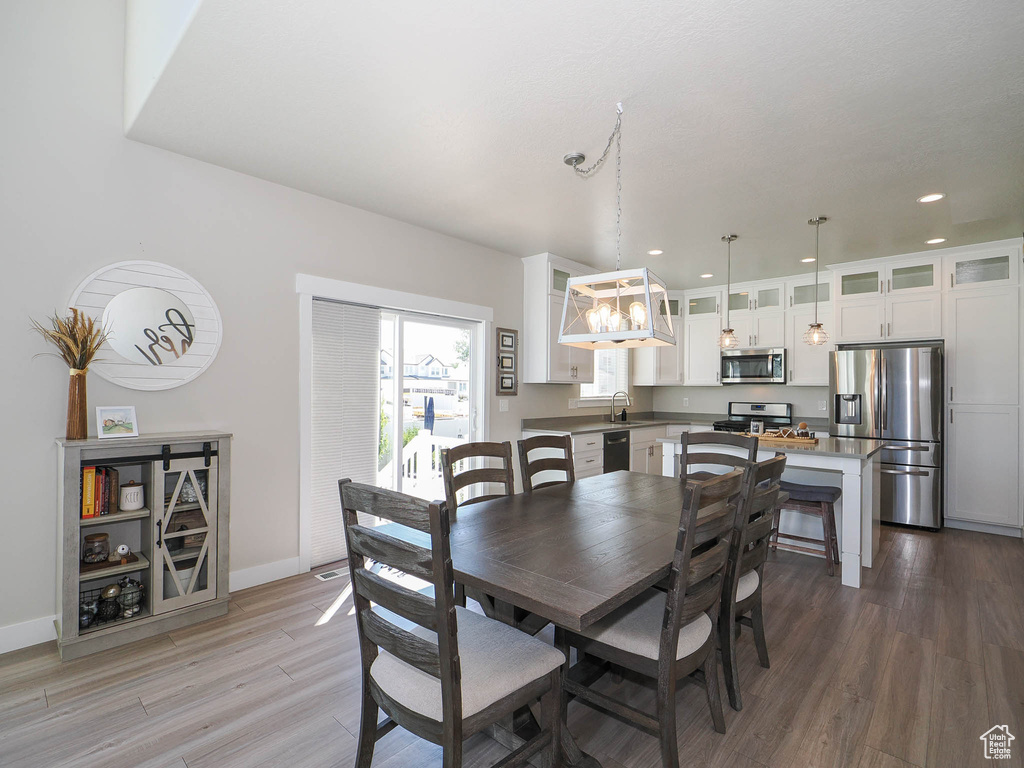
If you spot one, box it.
[370,606,564,721]
[576,588,713,661]
[736,570,759,602]
[779,480,842,504]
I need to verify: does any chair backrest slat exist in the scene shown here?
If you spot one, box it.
[347,526,434,581]
[680,431,758,481]
[353,568,439,632]
[360,609,442,677]
[339,479,463,726]
[442,441,515,513]
[518,435,575,493]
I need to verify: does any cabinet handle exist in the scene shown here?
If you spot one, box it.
[585,458,596,463]
[754,299,758,309]
[716,371,720,382]
[749,299,752,311]
[748,335,752,346]
[790,369,794,380]
[950,410,953,424]
[156,519,163,550]
[887,322,891,336]
[790,296,793,307]
[880,323,884,338]
[754,334,758,345]
[887,278,891,292]
[879,279,883,294]
[950,386,953,401]
[950,274,954,288]
[717,303,720,314]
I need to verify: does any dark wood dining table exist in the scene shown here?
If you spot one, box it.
[384,470,693,767]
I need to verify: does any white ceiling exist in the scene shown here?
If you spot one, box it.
[126,0,1024,287]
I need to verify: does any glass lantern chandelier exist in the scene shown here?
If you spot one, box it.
[718,235,740,349]
[803,216,829,346]
[558,104,675,349]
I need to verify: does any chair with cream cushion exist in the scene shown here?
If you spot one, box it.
[718,455,787,712]
[340,480,564,768]
[554,470,745,768]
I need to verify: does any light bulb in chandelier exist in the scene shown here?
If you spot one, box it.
[803,323,829,346]
[719,328,740,349]
[608,308,622,331]
[628,301,647,330]
[585,308,601,333]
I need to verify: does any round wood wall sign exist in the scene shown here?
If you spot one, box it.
[70,261,223,390]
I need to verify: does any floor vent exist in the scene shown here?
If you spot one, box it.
[314,570,344,582]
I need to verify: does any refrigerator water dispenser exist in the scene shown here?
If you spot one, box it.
[835,394,862,425]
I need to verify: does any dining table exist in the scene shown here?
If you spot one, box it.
[384,470,700,767]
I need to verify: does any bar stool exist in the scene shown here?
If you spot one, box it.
[770,480,842,576]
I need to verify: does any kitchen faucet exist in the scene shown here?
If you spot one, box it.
[610,390,631,423]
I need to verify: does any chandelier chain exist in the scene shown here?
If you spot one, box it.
[571,105,624,270]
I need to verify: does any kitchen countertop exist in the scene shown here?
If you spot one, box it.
[522,411,829,436]
[657,434,885,460]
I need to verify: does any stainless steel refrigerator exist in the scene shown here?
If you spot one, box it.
[829,342,944,529]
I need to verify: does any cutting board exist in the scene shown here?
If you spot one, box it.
[743,432,819,447]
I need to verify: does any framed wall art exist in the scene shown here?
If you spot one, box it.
[495,327,518,396]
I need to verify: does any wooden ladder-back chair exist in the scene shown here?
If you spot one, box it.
[679,431,758,482]
[553,469,745,768]
[719,454,787,711]
[339,480,564,768]
[518,435,575,492]
[440,441,515,513]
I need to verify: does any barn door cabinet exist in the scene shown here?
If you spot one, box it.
[55,431,231,660]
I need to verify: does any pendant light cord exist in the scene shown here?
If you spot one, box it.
[814,221,820,325]
[571,104,624,270]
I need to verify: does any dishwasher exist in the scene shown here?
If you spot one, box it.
[603,431,631,473]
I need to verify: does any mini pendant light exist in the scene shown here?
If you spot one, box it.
[803,217,829,346]
[558,104,675,349]
[718,235,740,349]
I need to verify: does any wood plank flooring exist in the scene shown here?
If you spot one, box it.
[1,526,1022,767]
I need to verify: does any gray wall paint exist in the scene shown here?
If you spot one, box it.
[653,384,829,421]
[0,0,651,637]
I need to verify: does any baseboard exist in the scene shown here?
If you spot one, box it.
[0,614,57,656]
[945,518,1023,538]
[229,556,303,592]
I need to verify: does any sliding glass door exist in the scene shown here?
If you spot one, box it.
[378,312,478,501]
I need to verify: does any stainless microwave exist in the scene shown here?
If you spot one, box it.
[721,348,786,384]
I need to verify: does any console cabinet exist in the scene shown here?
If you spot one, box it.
[55,431,231,659]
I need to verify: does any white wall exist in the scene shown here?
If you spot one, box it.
[654,384,829,422]
[0,0,651,650]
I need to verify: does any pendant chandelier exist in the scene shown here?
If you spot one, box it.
[558,104,675,349]
[718,234,740,349]
[803,216,829,346]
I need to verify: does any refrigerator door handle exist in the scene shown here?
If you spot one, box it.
[881,468,931,477]
[882,444,928,451]
[880,356,887,432]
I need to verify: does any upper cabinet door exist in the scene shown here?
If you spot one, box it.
[789,280,831,308]
[947,286,1019,405]
[547,295,575,382]
[887,293,942,340]
[754,312,786,348]
[728,287,753,315]
[753,283,784,312]
[836,267,883,299]
[684,315,722,386]
[786,305,830,386]
[835,296,886,342]
[885,258,940,295]
[947,248,1020,291]
[686,289,722,317]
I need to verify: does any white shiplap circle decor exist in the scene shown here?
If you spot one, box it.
[69,261,223,391]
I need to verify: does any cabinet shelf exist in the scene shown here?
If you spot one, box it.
[79,552,151,582]
[169,546,204,563]
[78,607,152,635]
[80,508,151,527]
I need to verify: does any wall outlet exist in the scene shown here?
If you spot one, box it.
[818,400,828,411]
[568,398,579,410]
[683,397,689,407]
[499,399,509,413]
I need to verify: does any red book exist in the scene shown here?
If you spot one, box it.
[82,467,96,518]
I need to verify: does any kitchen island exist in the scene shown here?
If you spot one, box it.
[658,436,884,588]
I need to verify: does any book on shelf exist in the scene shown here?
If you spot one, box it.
[106,467,119,514]
[81,466,96,518]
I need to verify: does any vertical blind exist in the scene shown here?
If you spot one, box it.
[310,299,380,567]
[580,348,629,399]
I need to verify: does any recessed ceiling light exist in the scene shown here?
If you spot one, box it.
[700,273,713,279]
[926,237,947,245]
[917,193,945,203]
[647,249,664,256]
[801,257,816,263]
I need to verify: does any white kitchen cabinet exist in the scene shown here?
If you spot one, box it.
[835,296,887,342]
[629,427,667,474]
[947,405,1021,528]
[787,275,832,308]
[521,252,595,384]
[685,288,723,318]
[946,285,1019,406]
[886,257,941,295]
[946,247,1020,291]
[684,315,722,386]
[786,305,831,386]
[728,313,784,349]
[632,293,683,386]
[835,266,884,300]
[887,293,943,340]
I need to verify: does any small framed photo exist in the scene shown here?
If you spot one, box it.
[498,353,515,371]
[96,406,139,439]
[498,330,517,351]
[498,374,517,394]
[749,420,764,435]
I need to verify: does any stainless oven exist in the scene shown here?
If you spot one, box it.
[721,348,786,384]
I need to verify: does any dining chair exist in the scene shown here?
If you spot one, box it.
[719,454,787,712]
[517,435,575,492]
[440,441,515,513]
[339,479,565,768]
[553,470,745,768]
[679,431,758,481]
[440,441,545,634]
